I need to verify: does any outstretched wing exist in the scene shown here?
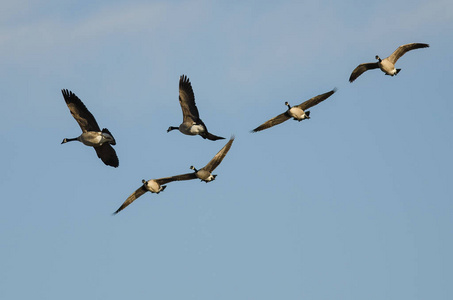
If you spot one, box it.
[94,144,119,168]
[297,89,337,111]
[61,89,101,132]
[155,173,198,185]
[203,136,235,173]
[349,62,379,82]
[114,185,148,214]
[251,112,290,132]
[179,75,200,123]
[387,43,429,64]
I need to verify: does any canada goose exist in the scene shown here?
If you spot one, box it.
[349,43,429,82]
[114,176,190,214]
[61,89,119,168]
[167,75,225,141]
[185,135,235,182]
[251,89,336,132]
[113,136,235,214]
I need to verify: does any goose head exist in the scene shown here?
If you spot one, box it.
[190,165,198,172]
[285,101,291,109]
[61,137,78,144]
[375,55,382,62]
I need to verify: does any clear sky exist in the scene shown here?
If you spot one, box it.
[1,1,452,299]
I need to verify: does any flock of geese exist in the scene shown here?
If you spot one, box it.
[61,42,429,214]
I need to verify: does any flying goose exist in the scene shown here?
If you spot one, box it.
[349,43,429,82]
[167,75,225,141]
[113,176,190,214]
[251,89,336,132]
[61,89,119,168]
[185,135,235,182]
[113,136,235,214]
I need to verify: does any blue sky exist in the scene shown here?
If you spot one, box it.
[1,1,452,299]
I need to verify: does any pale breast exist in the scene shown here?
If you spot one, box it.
[195,170,214,182]
[189,124,205,135]
[179,122,203,135]
[288,107,305,120]
[379,59,396,75]
[145,180,162,193]
[79,131,103,146]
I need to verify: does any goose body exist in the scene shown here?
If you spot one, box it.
[62,131,115,147]
[61,89,119,168]
[177,122,206,136]
[349,43,429,82]
[252,89,336,132]
[190,166,217,182]
[377,58,399,76]
[287,105,309,121]
[167,75,225,141]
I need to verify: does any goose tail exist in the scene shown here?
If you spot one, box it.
[102,128,116,145]
[203,132,225,141]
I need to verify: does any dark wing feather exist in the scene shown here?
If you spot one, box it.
[297,89,337,111]
[179,75,200,123]
[155,173,198,185]
[113,186,147,214]
[202,132,225,141]
[203,136,235,173]
[94,144,119,168]
[387,43,429,64]
[349,62,379,82]
[251,112,291,132]
[61,89,101,132]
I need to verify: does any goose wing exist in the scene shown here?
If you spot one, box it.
[179,75,200,123]
[297,89,337,111]
[203,136,235,172]
[387,43,429,64]
[251,112,290,132]
[114,185,148,214]
[61,89,101,132]
[154,173,198,185]
[94,144,119,168]
[349,62,379,82]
